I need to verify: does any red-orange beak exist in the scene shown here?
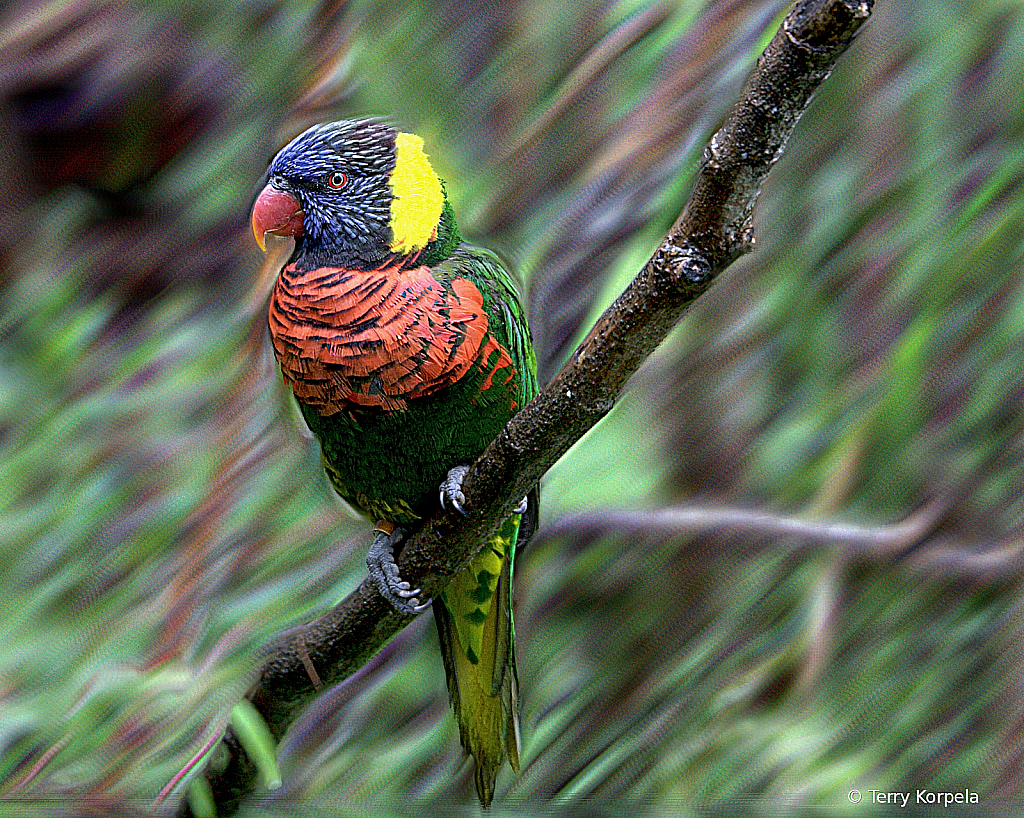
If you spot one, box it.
[251,186,304,251]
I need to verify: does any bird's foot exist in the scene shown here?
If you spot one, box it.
[439,465,471,516]
[440,464,529,517]
[366,521,431,615]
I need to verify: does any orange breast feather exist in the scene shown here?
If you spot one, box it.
[269,263,503,413]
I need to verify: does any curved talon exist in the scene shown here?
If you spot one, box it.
[366,525,432,615]
[407,597,432,613]
[439,465,470,517]
[514,495,528,515]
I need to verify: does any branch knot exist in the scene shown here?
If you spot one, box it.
[654,240,713,289]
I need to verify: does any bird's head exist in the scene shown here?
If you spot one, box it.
[252,119,460,269]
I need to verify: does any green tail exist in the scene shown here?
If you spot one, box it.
[434,513,522,805]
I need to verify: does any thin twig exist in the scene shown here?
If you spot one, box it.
[535,499,1024,582]
[534,497,945,559]
[156,729,223,805]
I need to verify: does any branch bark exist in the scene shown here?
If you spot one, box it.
[189,0,873,812]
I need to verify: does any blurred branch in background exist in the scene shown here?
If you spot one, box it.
[2,0,1024,815]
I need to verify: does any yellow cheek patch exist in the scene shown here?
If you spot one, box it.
[389,132,444,254]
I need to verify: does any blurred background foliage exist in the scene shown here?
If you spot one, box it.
[1,0,1023,814]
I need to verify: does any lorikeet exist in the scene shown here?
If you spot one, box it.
[251,119,537,805]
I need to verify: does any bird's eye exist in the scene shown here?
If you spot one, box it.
[327,172,347,189]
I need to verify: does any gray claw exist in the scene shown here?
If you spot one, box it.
[439,465,470,517]
[366,525,432,615]
[407,597,433,613]
[514,495,528,515]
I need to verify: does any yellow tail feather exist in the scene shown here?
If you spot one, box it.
[434,515,521,805]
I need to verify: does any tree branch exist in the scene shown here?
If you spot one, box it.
[534,496,948,559]
[190,0,873,812]
[534,497,1024,583]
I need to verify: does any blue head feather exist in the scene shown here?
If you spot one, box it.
[268,120,398,269]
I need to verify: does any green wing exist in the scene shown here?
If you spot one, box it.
[439,243,538,410]
[431,242,536,804]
